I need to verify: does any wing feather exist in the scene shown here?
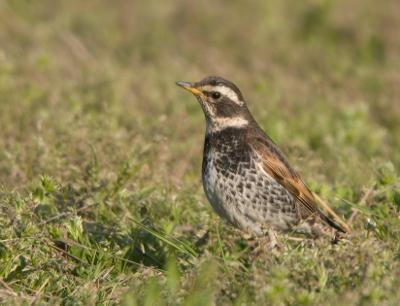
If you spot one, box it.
[248,134,350,233]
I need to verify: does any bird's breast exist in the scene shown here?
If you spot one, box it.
[202,150,236,223]
[201,130,249,223]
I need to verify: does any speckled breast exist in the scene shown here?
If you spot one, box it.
[201,128,299,235]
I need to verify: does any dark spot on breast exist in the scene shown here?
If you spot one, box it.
[270,208,278,214]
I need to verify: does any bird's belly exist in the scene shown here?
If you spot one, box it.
[202,163,236,225]
[202,156,299,235]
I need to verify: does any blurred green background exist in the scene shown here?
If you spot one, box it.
[0,0,399,305]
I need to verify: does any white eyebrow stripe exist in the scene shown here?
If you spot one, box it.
[202,85,243,105]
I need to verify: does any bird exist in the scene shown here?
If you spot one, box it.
[176,76,350,244]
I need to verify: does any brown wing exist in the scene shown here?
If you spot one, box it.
[248,134,349,233]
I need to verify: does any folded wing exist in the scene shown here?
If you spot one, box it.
[248,133,350,234]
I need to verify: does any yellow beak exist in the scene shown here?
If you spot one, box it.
[176,81,203,96]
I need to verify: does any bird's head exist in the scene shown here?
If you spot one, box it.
[176,76,253,132]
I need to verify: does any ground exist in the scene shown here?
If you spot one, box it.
[0,0,400,305]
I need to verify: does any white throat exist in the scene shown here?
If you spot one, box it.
[207,116,249,133]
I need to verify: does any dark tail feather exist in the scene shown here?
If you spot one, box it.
[320,213,348,234]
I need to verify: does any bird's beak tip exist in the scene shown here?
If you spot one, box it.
[176,81,202,96]
[176,81,192,88]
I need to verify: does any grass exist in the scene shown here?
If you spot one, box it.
[0,0,400,304]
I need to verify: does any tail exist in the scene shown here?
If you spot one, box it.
[310,216,349,243]
[313,192,351,234]
[307,192,351,243]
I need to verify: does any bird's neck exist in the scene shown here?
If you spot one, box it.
[206,116,250,134]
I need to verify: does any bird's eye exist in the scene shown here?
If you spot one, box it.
[211,91,221,99]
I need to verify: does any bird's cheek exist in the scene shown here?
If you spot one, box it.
[202,102,216,118]
[208,102,218,114]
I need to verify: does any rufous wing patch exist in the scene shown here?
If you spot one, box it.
[249,136,350,233]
